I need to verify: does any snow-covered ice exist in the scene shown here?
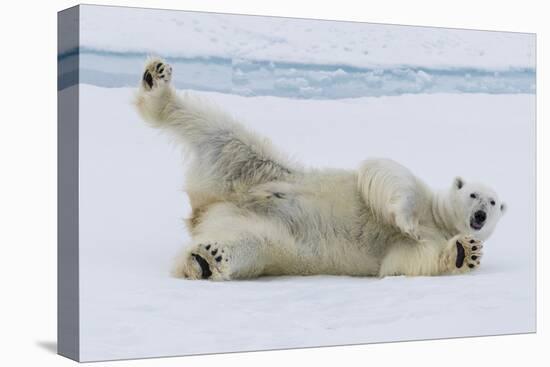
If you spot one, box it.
[58,5,535,98]
[77,85,535,361]
[75,5,534,70]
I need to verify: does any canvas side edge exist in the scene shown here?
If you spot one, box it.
[57,5,80,362]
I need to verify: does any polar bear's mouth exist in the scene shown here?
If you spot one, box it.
[470,217,484,231]
[470,210,487,230]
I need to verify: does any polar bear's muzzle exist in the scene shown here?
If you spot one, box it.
[470,210,487,230]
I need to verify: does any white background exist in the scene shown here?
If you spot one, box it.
[0,0,547,366]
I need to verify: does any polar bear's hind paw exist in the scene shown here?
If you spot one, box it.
[186,242,230,280]
[142,59,172,90]
[190,253,212,279]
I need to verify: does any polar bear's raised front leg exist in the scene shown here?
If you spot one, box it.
[358,158,428,240]
[379,235,484,277]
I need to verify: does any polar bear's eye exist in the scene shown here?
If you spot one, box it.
[470,193,477,199]
[490,200,496,206]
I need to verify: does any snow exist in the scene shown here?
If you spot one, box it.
[76,5,535,70]
[77,85,535,361]
[72,54,535,98]
[57,6,536,98]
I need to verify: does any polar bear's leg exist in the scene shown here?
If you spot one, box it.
[379,235,483,276]
[134,58,296,196]
[172,237,270,280]
[358,159,427,239]
[378,240,440,276]
[172,202,293,280]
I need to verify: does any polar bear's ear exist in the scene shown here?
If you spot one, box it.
[454,177,464,190]
[500,202,507,213]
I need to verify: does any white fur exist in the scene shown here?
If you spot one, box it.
[135,58,505,280]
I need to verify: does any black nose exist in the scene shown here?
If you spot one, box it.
[474,210,487,223]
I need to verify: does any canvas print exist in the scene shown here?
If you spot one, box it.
[58,5,536,362]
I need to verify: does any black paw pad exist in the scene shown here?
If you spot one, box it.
[471,255,478,260]
[455,241,465,268]
[215,256,222,262]
[191,253,212,279]
[211,249,218,256]
[143,70,153,89]
[468,264,475,269]
[472,246,478,251]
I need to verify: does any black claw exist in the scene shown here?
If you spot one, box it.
[143,70,153,88]
[191,253,212,279]
[205,244,211,250]
[455,241,465,268]
[215,256,222,262]
[211,249,218,256]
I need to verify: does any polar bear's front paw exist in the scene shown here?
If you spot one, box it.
[142,58,172,91]
[176,242,232,281]
[454,235,483,271]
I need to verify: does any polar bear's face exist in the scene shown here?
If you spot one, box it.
[451,177,506,240]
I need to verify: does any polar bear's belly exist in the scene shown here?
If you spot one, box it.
[241,174,396,275]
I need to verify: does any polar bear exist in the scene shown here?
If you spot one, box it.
[134,58,506,280]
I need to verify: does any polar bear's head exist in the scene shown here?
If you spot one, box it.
[450,177,506,240]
